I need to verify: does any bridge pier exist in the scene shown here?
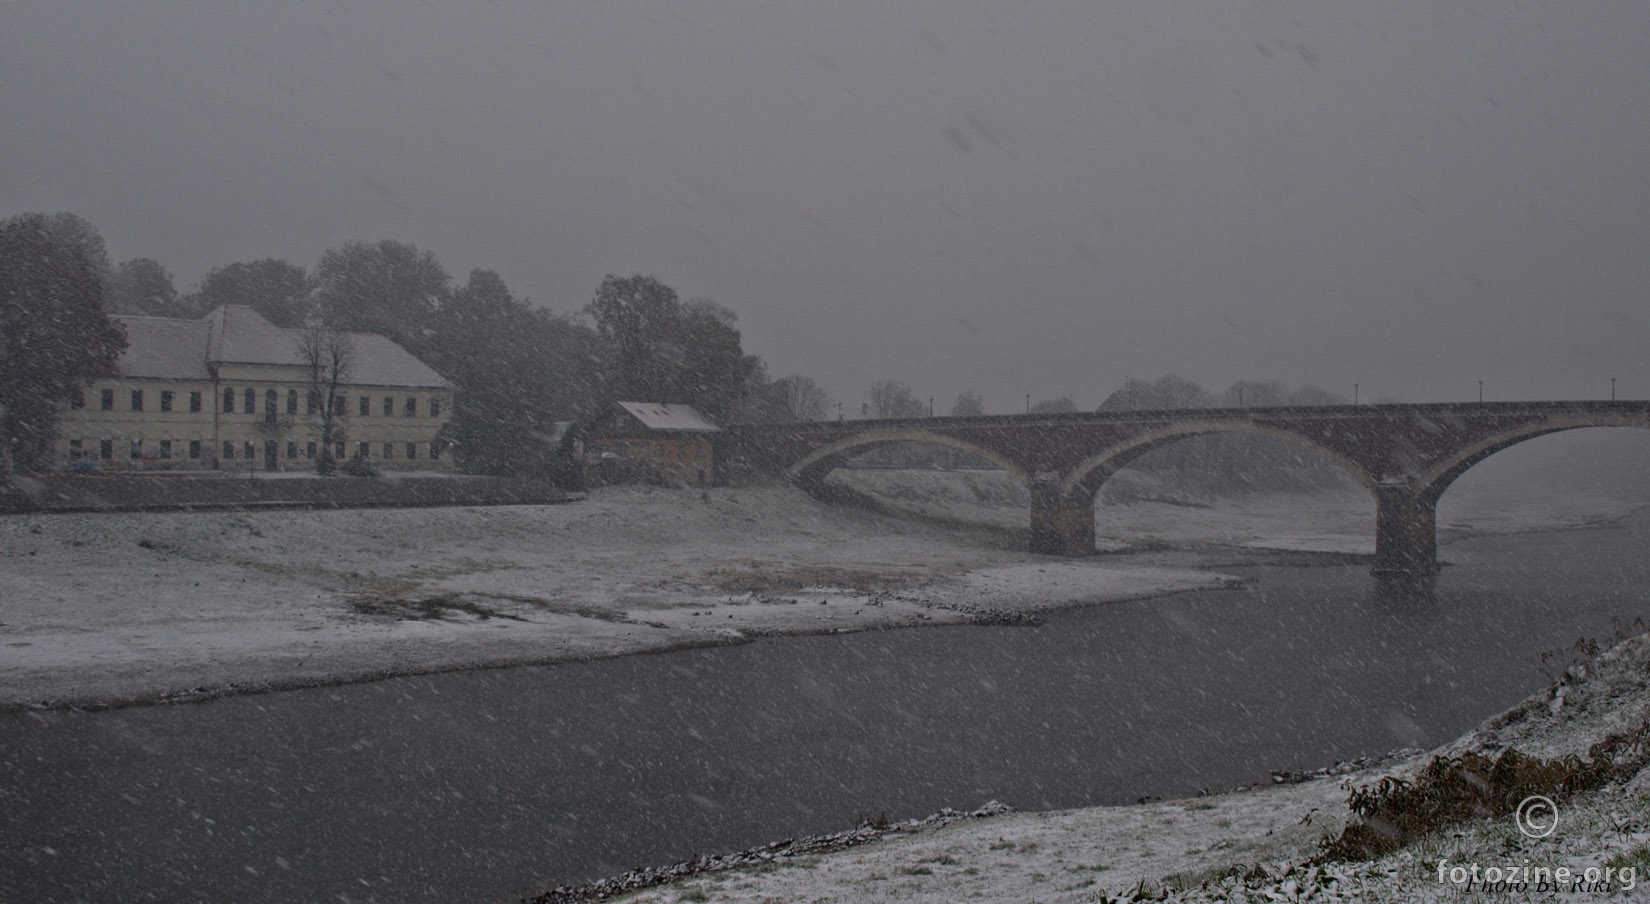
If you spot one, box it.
[1373,481,1438,575]
[1030,478,1095,556]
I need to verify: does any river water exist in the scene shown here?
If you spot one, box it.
[2,512,1647,903]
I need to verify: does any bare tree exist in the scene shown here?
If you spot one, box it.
[867,379,925,419]
[1029,395,1078,414]
[950,391,985,417]
[775,374,829,421]
[297,328,356,475]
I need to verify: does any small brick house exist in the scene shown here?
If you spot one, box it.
[585,402,719,487]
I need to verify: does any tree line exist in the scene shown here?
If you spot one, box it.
[0,212,832,476]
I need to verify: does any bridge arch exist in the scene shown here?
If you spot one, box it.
[1417,414,1650,506]
[787,428,1031,491]
[1057,420,1381,504]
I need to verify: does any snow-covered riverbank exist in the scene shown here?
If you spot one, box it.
[0,483,1234,709]
[3,466,1646,710]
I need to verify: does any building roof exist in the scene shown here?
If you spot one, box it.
[612,402,721,433]
[112,306,451,388]
[113,316,214,380]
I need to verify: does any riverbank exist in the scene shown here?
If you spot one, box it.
[3,472,1644,710]
[0,482,1233,710]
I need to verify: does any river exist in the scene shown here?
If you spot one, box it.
[2,511,1647,903]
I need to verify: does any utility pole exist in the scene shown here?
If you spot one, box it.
[928,397,934,417]
[1612,377,1616,401]
[1354,383,1359,405]
[1024,393,1030,415]
[1478,380,1484,403]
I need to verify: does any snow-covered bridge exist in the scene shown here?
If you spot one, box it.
[717,401,1650,574]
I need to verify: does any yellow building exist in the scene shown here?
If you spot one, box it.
[59,306,454,472]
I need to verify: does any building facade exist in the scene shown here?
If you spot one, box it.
[586,402,719,487]
[59,306,454,472]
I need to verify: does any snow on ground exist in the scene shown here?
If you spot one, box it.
[0,483,1232,709]
[4,465,1644,710]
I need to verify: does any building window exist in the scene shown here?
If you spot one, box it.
[306,441,316,459]
[100,388,115,411]
[71,389,86,409]
[404,397,417,417]
[244,441,255,461]
[223,388,235,413]
[356,441,369,459]
[334,442,345,460]
[383,396,393,416]
[189,440,201,459]
[333,395,347,416]
[244,388,255,414]
[98,439,112,459]
[265,389,278,421]
[159,440,172,459]
[190,391,202,413]
[406,442,417,460]
[360,395,371,416]
[286,441,297,459]
[131,389,144,412]
[69,439,83,459]
[430,398,441,418]
[430,441,441,459]
[130,439,143,460]
[160,390,174,412]
[383,442,394,459]
[306,390,319,415]
[286,389,298,414]
[223,441,235,459]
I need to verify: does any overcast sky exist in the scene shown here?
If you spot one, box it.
[4,2,1648,413]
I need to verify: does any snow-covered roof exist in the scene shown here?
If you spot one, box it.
[613,402,721,433]
[112,316,214,380]
[112,306,451,388]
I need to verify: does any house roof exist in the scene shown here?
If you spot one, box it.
[112,316,214,380]
[112,306,451,388]
[612,402,721,433]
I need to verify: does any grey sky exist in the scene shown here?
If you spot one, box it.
[4,2,1648,412]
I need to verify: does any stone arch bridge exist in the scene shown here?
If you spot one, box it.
[716,401,1650,574]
